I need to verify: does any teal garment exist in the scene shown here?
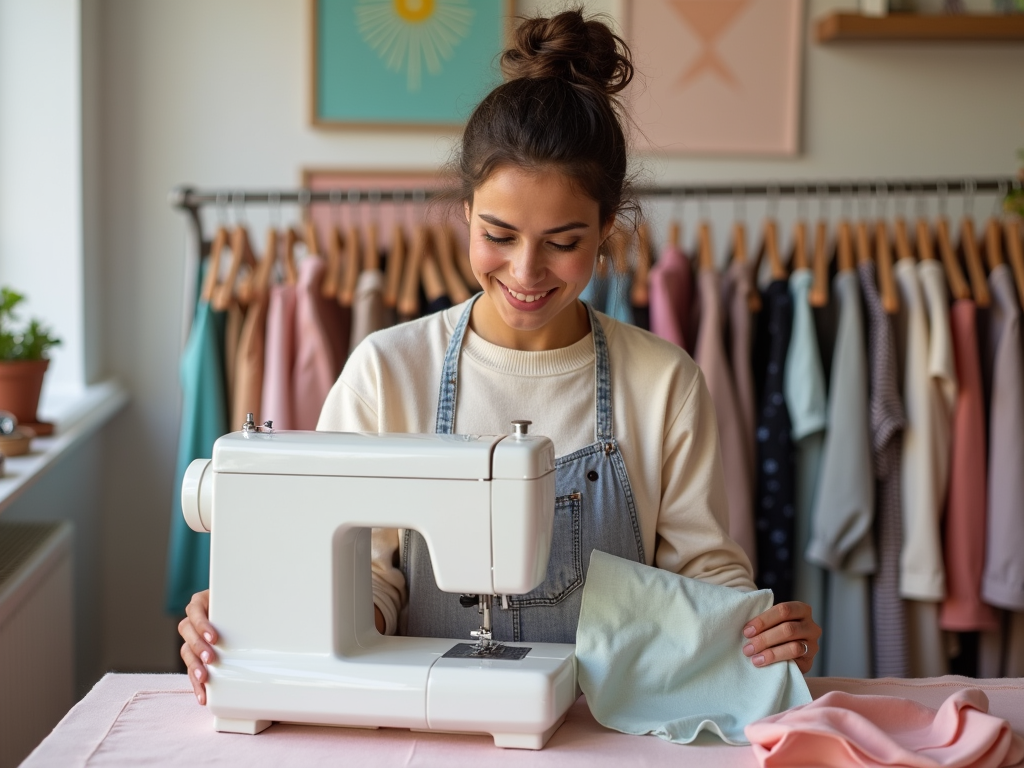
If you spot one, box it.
[164,289,228,615]
[783,270,828,677]
[577,551,812,746]
[580,269,634,325]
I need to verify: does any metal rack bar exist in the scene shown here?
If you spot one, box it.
[169,177,1018,211]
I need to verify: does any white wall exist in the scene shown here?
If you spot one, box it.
[0,0,86,395]
[91,0,1024,672]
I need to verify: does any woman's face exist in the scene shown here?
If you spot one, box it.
[465,165,612,350]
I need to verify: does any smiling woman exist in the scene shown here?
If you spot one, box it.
[179,7,822,706]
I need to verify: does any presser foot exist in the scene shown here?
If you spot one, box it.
[213,717,272,735]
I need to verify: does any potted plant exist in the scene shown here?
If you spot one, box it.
[0,287,61,430]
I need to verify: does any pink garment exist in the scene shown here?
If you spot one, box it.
[747,689,1024,768]
[260,284,296,430]
[723,259,757,475]
[693,269,756,569]
[941,300,999,632]
[292,256,338,430]
[649,244,694,352]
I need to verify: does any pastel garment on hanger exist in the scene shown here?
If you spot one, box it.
[722,258,757,477]
[859,260,910,679]
[746,688,1024,768]
[577,550,811,746]
[983,266,1024,613]
[165,285,227,615]
[349,269,385,351]
[808,271,875,679]
[261,283,296,430]
[783,269,827,677]
[292,255,338,430]
[753,280,796,601]
[649,244,694,351]
[694,269,756,571]
[895,259,954,678]
[941,299,999,632]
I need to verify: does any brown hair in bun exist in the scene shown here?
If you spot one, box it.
[455,8,636,227]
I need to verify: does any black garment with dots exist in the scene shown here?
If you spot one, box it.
[753,279,797,603]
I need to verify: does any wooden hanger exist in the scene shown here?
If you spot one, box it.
[730,221,761,312]
[758,219,787,281]
[894,218,916,263]
[791,221,809,272]
[959,217,991,307]
[212,225,258,311]
[453,229,480,291]
[382,223,405,309]
[697,222,714,273]
[667,220,681,251]
[837,221,856,274]
[855,221,872,266]
[420,249,447,307]
[397,223,429,318]
[322,224,344,298]
[1004,218,1024,310]
[630,222,652,308]
[303,220,320,257]
[363,222,381,273]
[432,224,470,304]
[810,220,831,306]
[874,221,900,315]
[280,227,299,286]
[935,218,972,301]
[337,225,360,307]
[253,227,278,300]
[200,226,230,303]
[916,219,936,261]
[984,217,1005,272]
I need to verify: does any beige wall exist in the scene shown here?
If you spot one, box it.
[92,0,1024,673]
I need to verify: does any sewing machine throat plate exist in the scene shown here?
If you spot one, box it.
[442,643,532,661]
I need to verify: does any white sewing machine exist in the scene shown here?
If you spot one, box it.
[181,419,578,750]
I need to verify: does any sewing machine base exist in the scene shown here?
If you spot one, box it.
[206,638,578,750]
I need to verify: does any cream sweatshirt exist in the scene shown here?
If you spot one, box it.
[317,300,756,634]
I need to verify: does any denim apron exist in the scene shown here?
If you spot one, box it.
[401,295,645,643]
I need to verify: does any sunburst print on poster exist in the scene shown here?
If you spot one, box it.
[313,0,508,128]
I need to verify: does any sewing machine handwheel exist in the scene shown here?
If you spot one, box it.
[459,594,479,608]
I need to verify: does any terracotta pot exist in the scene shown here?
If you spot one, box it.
[0,359,49,424]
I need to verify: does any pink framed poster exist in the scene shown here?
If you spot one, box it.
[624,0,804,155]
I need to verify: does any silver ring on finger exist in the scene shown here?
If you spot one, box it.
[799,641,808,657]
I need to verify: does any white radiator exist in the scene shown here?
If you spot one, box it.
[0,522,74,768]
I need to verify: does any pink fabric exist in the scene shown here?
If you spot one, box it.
[941,300,999,632]
[649,244,695,352]
[747,689,1024,768]
[292,256,338,430]
[693,269,756,568]
[23,675,1024,768]
[261,283,296,430]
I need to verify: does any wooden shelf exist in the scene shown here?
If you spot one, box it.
[816,12,1024,43]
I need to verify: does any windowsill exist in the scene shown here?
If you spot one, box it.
[0,379,128,516]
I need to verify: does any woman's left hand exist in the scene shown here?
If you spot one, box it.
[741,601,821,675]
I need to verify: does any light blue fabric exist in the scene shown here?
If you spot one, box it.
[783,269,828,677]
[580,270,634,325]
[577,550,812,746]
[165,263,228,615]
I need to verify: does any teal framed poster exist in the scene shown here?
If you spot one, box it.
[312,0,510,128]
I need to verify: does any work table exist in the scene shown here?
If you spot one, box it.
[22,673,1024,766]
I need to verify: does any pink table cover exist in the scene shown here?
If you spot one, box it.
[22,675,1024,767]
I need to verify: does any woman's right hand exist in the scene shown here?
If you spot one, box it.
[179,590,217,705]
[179,591,387,706]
